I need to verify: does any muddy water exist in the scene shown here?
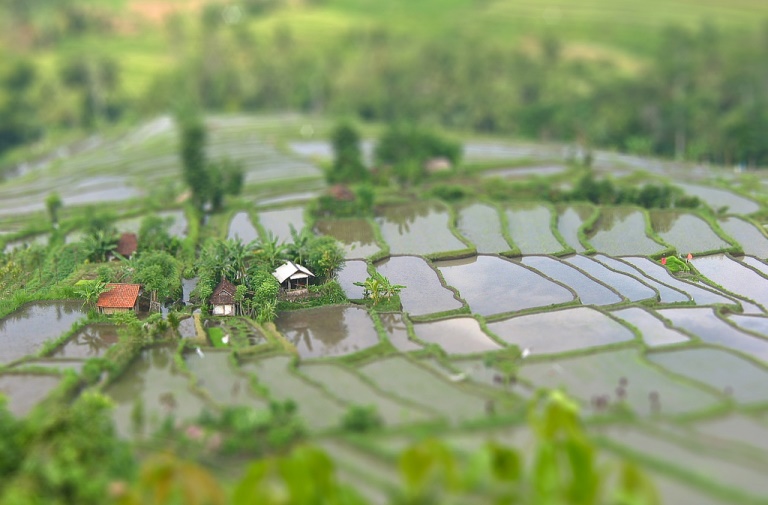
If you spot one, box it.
[184,351,266,408]
[437,255,574,316]
[376,202,467,256]
[564,255,657,302]
[227,212,259,243]
[0,373,61,416]
[519,349,719,416]
[505,203,565,254]
[649,348,768,405]
[105,345,209,437]
[521,255,622,306]
[336,260,369,299]
[592,255,689,304]
[588,208,664,256]
[487,307,634,356]
[49,323,119,359]
[610,307,689,347]
[692,255,768,310]
[315,219,381,259]
[257,206,305,243]
[275,305,380,359]
[658,307,768,361]
[650,211,731,254]
[557,205,593,253]
[378,313,422,352]
[455,203,511,253]
[377,256,463,317]
[0,301,86,365]
[412,317,502,355]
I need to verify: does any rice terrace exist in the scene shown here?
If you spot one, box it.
[3,0,768,503]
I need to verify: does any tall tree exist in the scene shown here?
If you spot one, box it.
[329,122,367,184]
[177,109,209,213]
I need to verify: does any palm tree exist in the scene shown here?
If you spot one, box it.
[254,232,288,269]
[74,280,108,308]
[83,229,118,262]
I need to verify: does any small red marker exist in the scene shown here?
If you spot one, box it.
[661,257,667,265]
[687,253,693,262]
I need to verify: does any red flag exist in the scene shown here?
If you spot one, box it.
[661,257,667,265]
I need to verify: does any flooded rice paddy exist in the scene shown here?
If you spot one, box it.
[564,255,657,302]
[336,260,370,300]
[519,349,720,416]
[719,217,768,258]
[692,254,768,310]
[257,206,306,243]
[7,117,768,502]
[455,203,511,253]
[378,313,422,352]
[587,207,664,256]
[275,305,380,359]
[556,204,593,253]
[105,345,209,437]
[376,256,463,316]
[486,307,635,356]
[49,323,119,358]
[315,218,381,258]
[227,211,259,243]
[521,255,623,306]
[0,373,61,417]
[504,203,566,254]
[375,202,467,256]
[437,255,574,316]
[650,211,732,254]
[0,301,86,365]
[412,317,502,355]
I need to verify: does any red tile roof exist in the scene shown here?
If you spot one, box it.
[97,283,141,309]
[115,233,138,257]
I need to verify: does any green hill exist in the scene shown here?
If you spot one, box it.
[2,0,768,167]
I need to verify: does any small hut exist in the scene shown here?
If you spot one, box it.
[272,261,314,292]
[211,279,237,316]
[112,232,138,260]
[97,283,141,314]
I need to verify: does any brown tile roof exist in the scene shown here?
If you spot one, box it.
[211,279,237,305]
[115,233,138,257]
[97,283,141,309]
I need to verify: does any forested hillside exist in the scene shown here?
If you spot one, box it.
[2,0,768,166]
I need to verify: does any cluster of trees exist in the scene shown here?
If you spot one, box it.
[152,17,768,167]
[327,121,461,189]
[566,173,701,209]
[194,229,344,322]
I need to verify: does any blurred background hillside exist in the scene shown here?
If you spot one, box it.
[2,0,768,168]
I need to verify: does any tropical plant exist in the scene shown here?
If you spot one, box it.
[82,229,118,262]
[354,271,405,305]
[74,279,108,308]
